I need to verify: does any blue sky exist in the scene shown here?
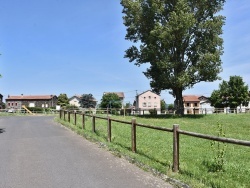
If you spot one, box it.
[0,0,249,104]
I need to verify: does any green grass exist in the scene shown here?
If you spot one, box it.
[56,113,250,188]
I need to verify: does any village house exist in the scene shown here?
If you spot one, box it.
[69,94,97,108]
[134,90,161,115]
[69,95,82,107]
[5,94,58,110]
[198,96,214,114]
[183,95,200,114]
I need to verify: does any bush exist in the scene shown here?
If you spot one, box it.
[120,108,132,115]
[65,105,79,111]
[149,108,157,115]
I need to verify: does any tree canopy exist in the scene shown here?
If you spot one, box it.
[210,76,250,108]
[80,94,96,108]
[57,93,69,107]
[100,93,122,108]
[121,0,225,115]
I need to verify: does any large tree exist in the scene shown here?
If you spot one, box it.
[57,93,69,107]
[100,93,122,109]
[210,76,250,108]
[121,0,225,115]
[80,94,97,108]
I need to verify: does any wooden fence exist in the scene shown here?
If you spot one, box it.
[59,110,250,172]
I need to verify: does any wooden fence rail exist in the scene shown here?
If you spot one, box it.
[60,110,250,172]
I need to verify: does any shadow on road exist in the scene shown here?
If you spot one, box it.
[0,128,5,133]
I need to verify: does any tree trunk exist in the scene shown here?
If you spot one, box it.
[174,88,184,116]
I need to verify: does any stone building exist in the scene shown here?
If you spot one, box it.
[6,94,58,110]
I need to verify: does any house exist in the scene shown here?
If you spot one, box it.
[198,96,214,114]
[0,94,3,109]
[134,90,161,115]
[183,95,215,114]
[5,94,58,110]
[69,94,97,108]
[69,95,82,107]
[183,95,200,114]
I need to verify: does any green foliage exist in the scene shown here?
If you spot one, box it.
[160,100,166,111]
[167,104,174,110]
[125,102,132,108]
[210,122,227,172]
[26,107,55,113]
[57,93,69,107]
[121,0,225,115]
[120,108,132,115]
[100,93,122,108]
[65,105,79,111]
[80,94,96,108]
[210,76,250,108]
[149,108,157,115]
[26,107,44,112]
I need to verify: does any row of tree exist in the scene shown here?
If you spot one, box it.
[58,75,250,111]
[57,93,124,109]
[210,76,250,108]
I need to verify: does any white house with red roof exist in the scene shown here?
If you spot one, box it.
[183,95,214,114]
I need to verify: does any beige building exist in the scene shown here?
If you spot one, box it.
[183,95,200,114]
[134,90,161,114]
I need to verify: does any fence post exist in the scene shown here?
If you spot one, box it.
[60,110,62,119]
[64,110,66,121]
[82,113,85,129]
[107,115,111,142]
[92,115,96,133]
[173,124,180,172]
[131,118,136,153]
[68,111,71,123]
[74,112,77,125]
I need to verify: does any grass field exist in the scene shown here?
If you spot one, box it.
[56,113,250,188]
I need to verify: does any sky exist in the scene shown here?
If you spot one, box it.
[0,0,249,104]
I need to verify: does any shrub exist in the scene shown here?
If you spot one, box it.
[149,108,157,115]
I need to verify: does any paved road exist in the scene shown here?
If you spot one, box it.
[0,116,173,188]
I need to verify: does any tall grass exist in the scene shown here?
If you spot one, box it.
[56,113,250,188]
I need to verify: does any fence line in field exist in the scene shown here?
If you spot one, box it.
[59,110,250,172]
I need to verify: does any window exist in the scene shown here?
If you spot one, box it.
[142,102,147,107]
[154,102,157,107]
[15,103,17,106]
[29,103,35,107]
[148,96,151,99]
[194,103,198,107]
[148,102,151,107]
[186,103,190,107]
[154,97,156,99]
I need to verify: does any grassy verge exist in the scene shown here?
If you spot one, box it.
[56,113,250,188]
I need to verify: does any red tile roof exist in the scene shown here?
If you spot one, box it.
[183,95,200,102]
[6,95,56,100]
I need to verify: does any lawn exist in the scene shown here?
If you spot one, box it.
[56,112,250,188]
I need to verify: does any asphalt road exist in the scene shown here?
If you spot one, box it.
[0,116,173,188]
